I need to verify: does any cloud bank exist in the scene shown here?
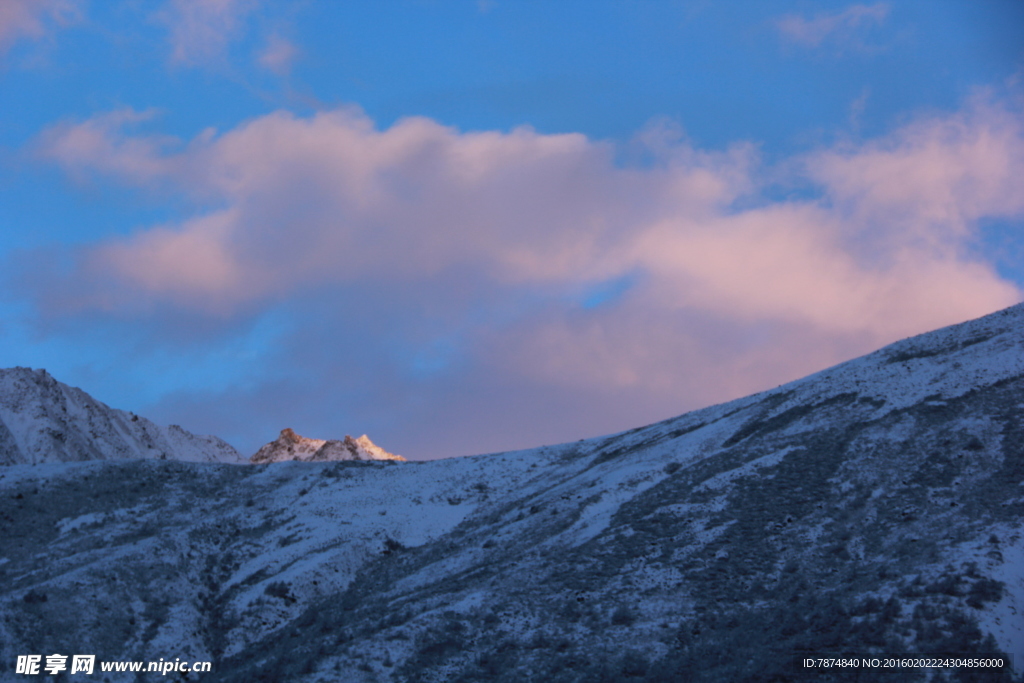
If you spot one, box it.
[24,95,1024,457]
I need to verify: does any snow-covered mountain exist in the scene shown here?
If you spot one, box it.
[251,428,406,463]
[1,303,1023,681]
[0,367,243,465]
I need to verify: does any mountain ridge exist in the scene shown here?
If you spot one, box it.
[0,303,1022,681]
[0,367,243,466]
[0,369,406,468]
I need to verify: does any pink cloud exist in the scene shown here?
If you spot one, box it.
[27,97,1024,453]
[91,210,247,309]
[0,0,80,54]
[36,108,183,184]
[158,0,255,67]
[776,3,889,49]
[808,96,1024,242]
[257,33,297,76]
[36,99,1023,328]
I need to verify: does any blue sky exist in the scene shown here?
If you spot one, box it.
[2,0,1023,459]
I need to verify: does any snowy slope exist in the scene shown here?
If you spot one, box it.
[0,367,243,465]
[0,303,1022,682]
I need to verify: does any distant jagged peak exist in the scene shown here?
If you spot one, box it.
[251,429,406,464]
[345,434,406,461]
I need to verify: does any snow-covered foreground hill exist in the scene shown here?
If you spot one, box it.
[0,368,243,465]
[1,304,1023,682]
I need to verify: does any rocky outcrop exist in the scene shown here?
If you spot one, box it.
[251,428,405,463]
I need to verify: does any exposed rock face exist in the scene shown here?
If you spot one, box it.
[0,367,243,465]
[251,428,405,463]
[250,427,324,463]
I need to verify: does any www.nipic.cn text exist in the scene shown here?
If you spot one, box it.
[16,654,212,676]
